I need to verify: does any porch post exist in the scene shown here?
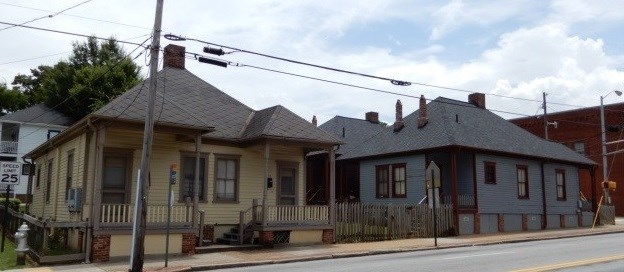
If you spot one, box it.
[262,142,269,226]
[450,149,459,236]
[329,146,336,242]
[193,133,201,228]
[92,127,106,231]
[590,166,597,212]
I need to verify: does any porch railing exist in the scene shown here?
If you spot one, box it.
[263,205,329,226]
[0,140,18,154]
[442,194,476,208]
[100,204,192,226]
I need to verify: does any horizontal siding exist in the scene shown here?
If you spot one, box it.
[360,155,425,204]
[476,154,543,214]
[476,154,580,215]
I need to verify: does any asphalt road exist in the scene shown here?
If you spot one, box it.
[211,233,624,272]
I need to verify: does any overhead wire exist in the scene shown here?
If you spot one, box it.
[0,0,95,32]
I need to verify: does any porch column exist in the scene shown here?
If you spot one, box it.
[450,150,459,236]
[262,142,269,226]
[329,146,336,242]
[92,127,106,231]
[193,133,201,228]
[590,166,597,212]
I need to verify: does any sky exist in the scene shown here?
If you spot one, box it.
[1,0,624,124]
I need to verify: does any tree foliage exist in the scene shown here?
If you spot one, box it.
[7,36,142,119]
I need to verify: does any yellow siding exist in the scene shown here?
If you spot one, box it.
[30,134,87,222]
[32,127,312,226]
[109,234,182,257]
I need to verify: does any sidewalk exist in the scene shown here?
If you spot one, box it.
[11,219,624,272]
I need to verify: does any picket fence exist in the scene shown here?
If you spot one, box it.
[335,202,454,243]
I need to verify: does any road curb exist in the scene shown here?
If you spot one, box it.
[187,229,624,271]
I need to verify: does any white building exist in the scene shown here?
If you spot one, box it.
[0,104,74,201]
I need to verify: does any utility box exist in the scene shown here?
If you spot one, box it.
[67,188,83,212]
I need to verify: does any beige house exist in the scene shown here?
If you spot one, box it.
[25,44,340,262]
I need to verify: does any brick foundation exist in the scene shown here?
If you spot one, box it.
[259,231,273,246]
[497,213,505,232]
[521,214,528,231]
[91,235,111,263]
[560,214,565,229]
[474,213,481,234]
[578,213,583,227]
[322,229,334,244]
[182,233,196,254]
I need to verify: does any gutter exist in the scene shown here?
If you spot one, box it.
[84,117,95,264]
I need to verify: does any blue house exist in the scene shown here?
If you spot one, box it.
[328,93,596,235]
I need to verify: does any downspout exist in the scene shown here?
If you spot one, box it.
[22,157,34,212]
[84,118,96,263]
[540,161,547,230]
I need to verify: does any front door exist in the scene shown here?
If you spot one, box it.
[278,165,297,205]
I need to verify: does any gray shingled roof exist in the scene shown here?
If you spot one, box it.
[319,116,387,155]
[339,97,595,165]
[94,67,340,145]
[0,103,75,126]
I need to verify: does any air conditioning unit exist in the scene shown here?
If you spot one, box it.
[67,188,82,212]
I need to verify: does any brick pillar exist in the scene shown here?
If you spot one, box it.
[259,231,273,246]
[578,213,583,227]
[203,225,215,242]
[497,213,505,232]
[182,233,196,254]
[473,213,481,234]
[322,229,334,244]
[560,214,565,229]
[91,235,111,263]
[522,214,528,231]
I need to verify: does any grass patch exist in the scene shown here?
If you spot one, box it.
[0,240,30,270]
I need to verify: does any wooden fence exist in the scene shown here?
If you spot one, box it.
[335,203,454,243]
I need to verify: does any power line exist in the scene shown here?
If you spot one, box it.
[0,1,151,31]
[165,34,600,110]
[0,21,149,48]
[0,33,152,66]
[0,0,95,32]
[185,52,533,118]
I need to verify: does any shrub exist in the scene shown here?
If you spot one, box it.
[0,198,21,211]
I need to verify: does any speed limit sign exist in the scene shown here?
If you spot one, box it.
[0,162,21,185]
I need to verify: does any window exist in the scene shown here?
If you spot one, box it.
[102,149,132,204]
[65,150,74,201]
[517,165,529,199]
[47,130,61,140]
[215,156,239,202]
[46,159,53,203]
[180,155,206,202]
[22,163,34,176]
[484,161,496,184]
[36,166,41,188]
[573,142,585,155]
[392,164,406,198]
[376,163,407,198]
[556,169,566,200]
[375,165,389,198]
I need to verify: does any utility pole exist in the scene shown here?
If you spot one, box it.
[130,0,163,271]
[543,92,548,140]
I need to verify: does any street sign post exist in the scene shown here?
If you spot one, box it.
[425,161,441,247]
[0,161,21,252]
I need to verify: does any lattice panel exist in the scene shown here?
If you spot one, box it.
[273,231,290,244]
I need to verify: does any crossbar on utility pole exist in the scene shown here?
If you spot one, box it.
[130,0,164,271]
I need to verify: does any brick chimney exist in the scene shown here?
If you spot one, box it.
[365,112,379,124]
[312,115,317,126]
[164,44,185,69]
[468,92,486,109]
[393,100,404,132]
[418,95,428,128]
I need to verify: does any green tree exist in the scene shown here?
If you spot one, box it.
[10,36,142,119]
[0,84,29,116]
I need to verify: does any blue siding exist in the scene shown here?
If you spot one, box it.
[458,213,474,235]
[504,214,522,232]
[527,214,541,230]
[359,155,425,204]
[476,154,543,214]
[543,163,579,215]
